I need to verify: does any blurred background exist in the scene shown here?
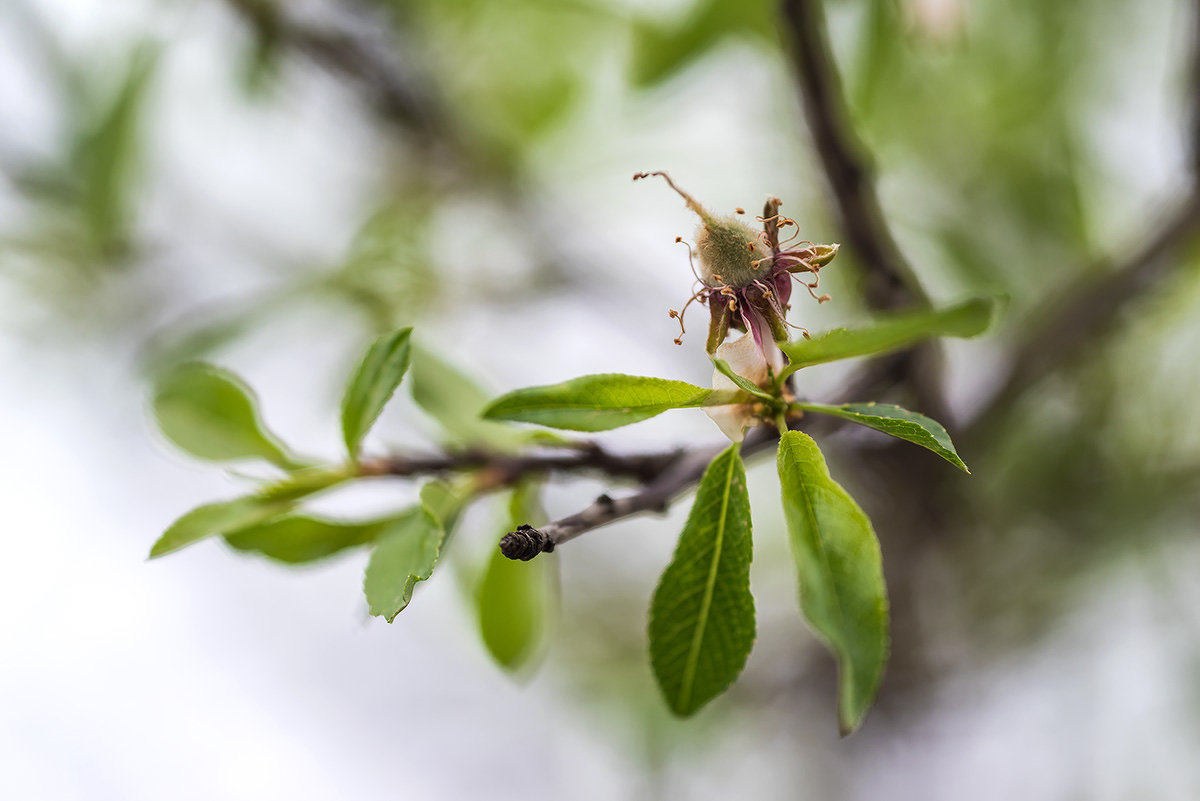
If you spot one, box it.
[3,0,1200,798]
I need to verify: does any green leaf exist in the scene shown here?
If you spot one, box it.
[483,374,728,432]
[777,431,888,735]
[149,466,353,559]
[341,327,414,456]
[712,357,775,400]
[631,0,771,87]
[410,345,529,450]
[795,402,970,473]
[649,444,755,717]
[224,514,402,564]
[362,483,454,621]
[475,483,558,672]
[778,297,995,380]
[153,362,306,470]
[150,496,294,559]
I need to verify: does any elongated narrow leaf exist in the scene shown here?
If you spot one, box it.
[778,297,994,379]
[363,483,455,621]
[341,327,413,456]
[649,444,755,717]
[225,514,402,564]
[476,483,558,672]
[712,357,774,400]
[150,496,294,559]
[153,362,304,470]
[777,431,888,735]
[483,374,724,432]
[795,402,970,473]
[410,345,528,450]
[149,466,353,558]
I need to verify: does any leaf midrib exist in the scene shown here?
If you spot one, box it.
[678,448,736,710]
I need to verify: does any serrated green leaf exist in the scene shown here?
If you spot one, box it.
[795,402,970,473]
[778,297,995,381]
[777,431,888,735]
[153,362,306,470]
[341,327,414,456]
[410,345,530,450]
[362,483,456,621]
[149,466,353,559]
[483,373,730,432]
[649,444,755,717]
[224,514,401,564]
[475,483,558,672]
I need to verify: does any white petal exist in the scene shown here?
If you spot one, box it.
[704,403,752,442]
[705,333,766,442]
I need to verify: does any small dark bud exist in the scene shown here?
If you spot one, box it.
[499,524,554,561]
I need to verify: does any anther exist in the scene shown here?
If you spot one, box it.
[735,207,745,214]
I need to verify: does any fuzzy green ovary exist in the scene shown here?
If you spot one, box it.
[696,215,762,288]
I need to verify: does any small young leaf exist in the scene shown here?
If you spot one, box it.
[153,362,305,470]
[483,374,722,432]
[341,327,414,456]
[795,402,970,473]
[362,483,457,621]
[149,466,353,558]
[777,431,888,735]
[649,444,755,717]
[712,357,774,400]
[224,514,401,564]
[475,483,558,672]
[778,297,995,380]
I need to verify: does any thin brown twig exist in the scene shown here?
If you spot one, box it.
[497,423,794,560]
[360,443,681,487]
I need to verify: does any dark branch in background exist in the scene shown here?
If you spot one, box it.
[969,195,1200,432]
[779,0,928,312]
[967,0,1200,434]
[224,0,454,154]
[360,443,680,487]
[778,0,953,428]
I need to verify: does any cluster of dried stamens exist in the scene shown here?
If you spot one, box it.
[633,171,838,353]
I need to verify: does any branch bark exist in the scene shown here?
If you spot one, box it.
[779,0,928,311]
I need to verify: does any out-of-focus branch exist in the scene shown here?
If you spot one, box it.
[969,195,1200,431]
[223,0,454,152]
[359,443,681,487]
[969,0,1200,432]
[779,0,928,311]
[778,0,952,428]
